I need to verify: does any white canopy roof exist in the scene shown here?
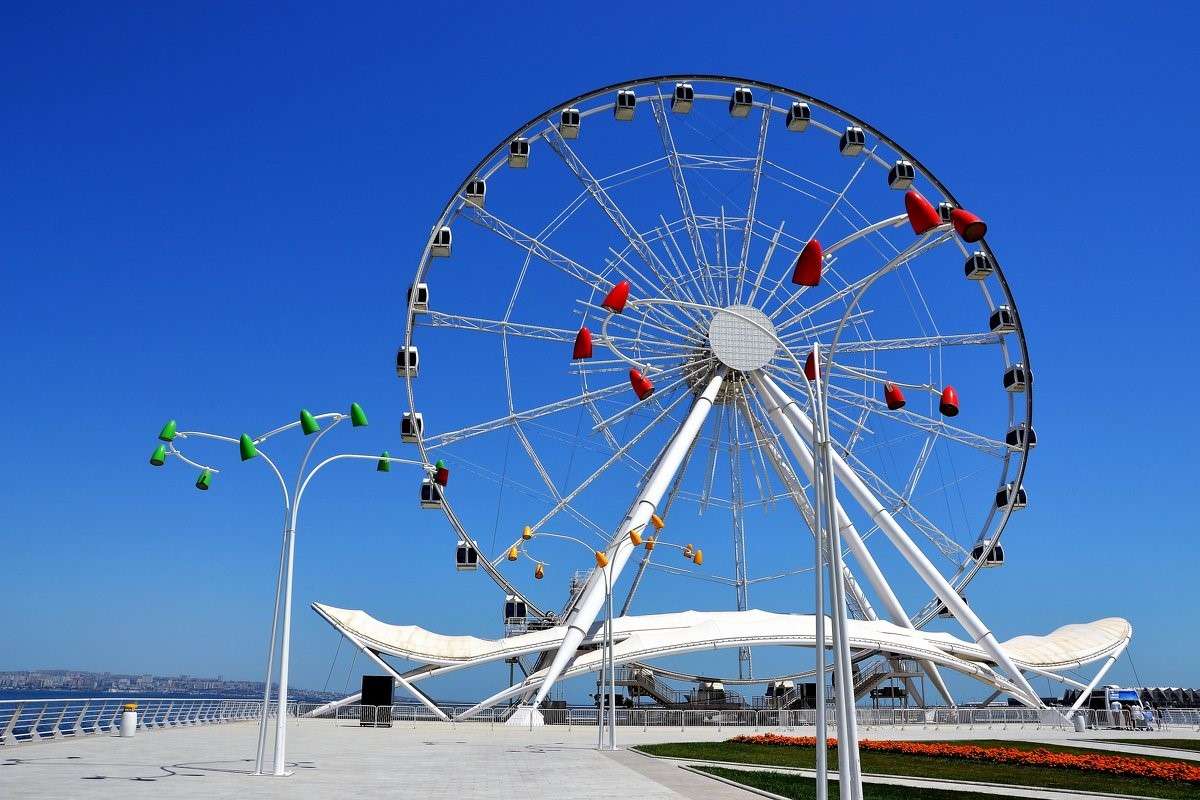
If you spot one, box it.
[313,603,1130,675]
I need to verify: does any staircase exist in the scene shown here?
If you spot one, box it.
[613,667,747,709]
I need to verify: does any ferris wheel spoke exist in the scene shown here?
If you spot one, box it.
[759,146,877,311]
[805,331,1004,355]
[841,450,970,563]
[736,105,771,307]
[447,450,605,542]
[420,310,690,356]
[424,379,634,450]
[591,302,705,349]
[590,361,702,434]
[903,434,939,502]
[648,93,720,306]
[745,220,785,307]
[542,124,708,329]
[645,562,738,586]
[652,214,719,310]
[771,230,954,330]
[774,310,876,347]
[819,381,1008,458]
[737,390,775,510]
[698,402,726,514]
[529,387,694,534]
[603,247,708,331]
[460,203,610,291]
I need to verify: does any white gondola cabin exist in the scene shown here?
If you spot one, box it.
[419,477,443,508]
[971,538,1005,567]
[430,225,452,258]
[964,251,994,280]
[456,540,478,571]
[671,82,694,113]
[1005,423,1037,451]
[989,304,1016,333]
[614,89,637,121]
[934,593,967,619]
[839,126,866,156]
[407,283,429,313]
[786,101,811,131]
[888,160,915,190]
[559,107,581,139]
[396,346,419,378]
[938,201,955,224]
[504,595,527,624]
[464,179,486,208]
[400,411,424,443]
[1002,363,1030,392]
[508,137,530,168]
[729,86,753,117]
[995,482,1028,509]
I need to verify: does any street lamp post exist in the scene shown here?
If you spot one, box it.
[148,403,432,776]
[518,523,698,751]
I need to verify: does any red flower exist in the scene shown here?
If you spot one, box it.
[727,735,1200,784]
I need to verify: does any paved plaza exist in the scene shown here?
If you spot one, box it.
[3,719,1198,799]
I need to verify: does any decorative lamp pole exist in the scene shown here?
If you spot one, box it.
[148,403,432,776]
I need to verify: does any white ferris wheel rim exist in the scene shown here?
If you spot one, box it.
[399,74,1033,646]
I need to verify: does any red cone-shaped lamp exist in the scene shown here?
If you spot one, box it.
[629,368,654,400]
[905,190,941,235]
[601,280,630,313]
[790,239,823,287]
[950,208,987,243]
[939,386,960,417]
[883,382,906,410]
[572,326,593,359]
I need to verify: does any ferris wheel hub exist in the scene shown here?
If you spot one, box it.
[707,304,778,372]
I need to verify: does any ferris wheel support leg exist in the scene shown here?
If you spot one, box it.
[749,373,956,707]
[757,373,1042,707]
[525,369,728,711]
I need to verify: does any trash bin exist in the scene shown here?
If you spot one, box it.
[1072,712,1086,733]
[120,703,138,737]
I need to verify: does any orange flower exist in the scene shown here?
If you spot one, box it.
[727,735,1200,784]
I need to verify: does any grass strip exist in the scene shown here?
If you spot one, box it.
[636,741,1197,799]
[694,766,1030,799]
[1106,739,1200,754]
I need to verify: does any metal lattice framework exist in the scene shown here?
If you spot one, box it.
[396,75,1035,701]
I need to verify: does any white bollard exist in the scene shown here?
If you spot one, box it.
[120,704,138,737]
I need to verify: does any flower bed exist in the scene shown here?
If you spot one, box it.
[728,734,1200,784]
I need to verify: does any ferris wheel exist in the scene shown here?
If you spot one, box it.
[396,75,1033,691]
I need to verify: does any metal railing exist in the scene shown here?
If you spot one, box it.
[299,703,1200,732]
[0,697,270,747]
[8,696,1199,747]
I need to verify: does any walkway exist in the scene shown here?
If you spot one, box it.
[3,719,1197,799]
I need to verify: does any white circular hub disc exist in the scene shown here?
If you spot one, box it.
[708,304,778,371]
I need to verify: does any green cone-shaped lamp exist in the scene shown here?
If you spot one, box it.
[195,469,213,490]
[300,409,321,435]
[149,444,167,466]
[239,434,258,461]
[376,450,391,472]
[158,420,177,442]
[349,402,368,427]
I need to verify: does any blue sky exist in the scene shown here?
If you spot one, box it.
[2,3,1198,704]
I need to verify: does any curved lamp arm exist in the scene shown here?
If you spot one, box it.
[172,430,291,508]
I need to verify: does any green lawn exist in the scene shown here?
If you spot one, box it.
[695,767,1024,800]
[1107,738,1200,754]
[635,741,1198,799]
